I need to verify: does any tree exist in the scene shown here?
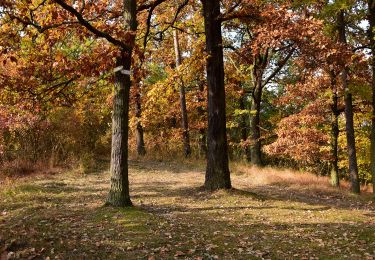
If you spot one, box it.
[329,70,341,187]
[50,0,139,206]
[201,0,231,190]
[368,0,375,195]
[133,58,147,156]
[0,0,172,206]
[337,10,361,194]
[173,28,192,157]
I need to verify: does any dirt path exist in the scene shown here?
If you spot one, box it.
[1,160,375,259]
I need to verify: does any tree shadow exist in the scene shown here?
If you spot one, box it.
[1,165,375,259]
[129,178,374,212]
[129,159,205,174]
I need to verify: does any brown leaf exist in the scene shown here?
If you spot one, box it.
[174,251,185,257]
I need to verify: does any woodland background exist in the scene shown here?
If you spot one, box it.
[0,0,374,190]
[1,0,375,258]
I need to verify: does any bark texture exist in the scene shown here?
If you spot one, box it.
[338,10,360,194]
[250,79,263,166]
[107,0,137,206]
[107,55,133,207]
[135,83,146,156]
[330,72,340,187]
[202,0,231,190]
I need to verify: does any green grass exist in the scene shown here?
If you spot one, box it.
[1,160,375,259]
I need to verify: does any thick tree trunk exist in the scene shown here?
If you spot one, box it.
[107,54,132,207]
[338,10,360,194]
[107,0,137,207]
[250,79,263,166]
[201,0,231,190]
[173,29,191,157]
[330,73,340,187]
[135,85,146,156]
[368,0,375,195]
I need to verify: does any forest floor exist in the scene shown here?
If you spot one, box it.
[1,160,375,259]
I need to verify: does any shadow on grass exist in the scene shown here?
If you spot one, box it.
[3,200,373,259]
[1,167,375,259]
[130,179,374,212]
[129,159,205,174]
[0,181,105,212]
[127,159,374,211]
[0,202,167,259]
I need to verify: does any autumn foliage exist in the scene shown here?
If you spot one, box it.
[0,0,374,189]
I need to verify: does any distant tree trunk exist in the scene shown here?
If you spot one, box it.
[173,29,191,157]
[368,0,375,195]
[239,94,250,161]
[107,0,137,207]
[201,0,231,190]
[330,72,340,187]
[338,10,360,194]
[135,83,146,156]
[199,128,207,157]
[250,78,263,166]
[198,84,207,157]
[249,52,268,167]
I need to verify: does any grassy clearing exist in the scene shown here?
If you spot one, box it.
[1,160,375,259]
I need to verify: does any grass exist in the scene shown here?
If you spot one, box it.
[0,160,375,259]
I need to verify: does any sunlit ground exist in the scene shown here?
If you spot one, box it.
[1,160,374,259]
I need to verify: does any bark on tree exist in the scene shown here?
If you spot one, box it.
[329,72,340,187]
[135,83,146,156]
[249,54,267,166]
[53,0,139,206]
[239,95,250,161]
[107,0,137,206]
[198,84,207,157]
[107,54,133,207]
[338,10,360,194]
[173,29,191,157]
[201,0,231,190]
[248,48,293,166]
[368,0,375,196]
[250,79,263,166]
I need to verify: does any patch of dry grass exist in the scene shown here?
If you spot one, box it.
[231,162,373,195]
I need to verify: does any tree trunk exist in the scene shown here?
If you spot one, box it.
[107,54,132,207]
[250,79,263,166]
[107,0,137,207]
[198,84,207,157]
[330,72,340,187]
[368,0,375,195]
[173,29,191,157]
[239,95,250,161]
[201,0,231,190]
[135,84,146,156]
[338,10,360,194]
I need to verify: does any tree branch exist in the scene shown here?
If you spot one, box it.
[53,0,130,50]
[262,48,295,88]
[137,0,166,12]
[142,0,189,50]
